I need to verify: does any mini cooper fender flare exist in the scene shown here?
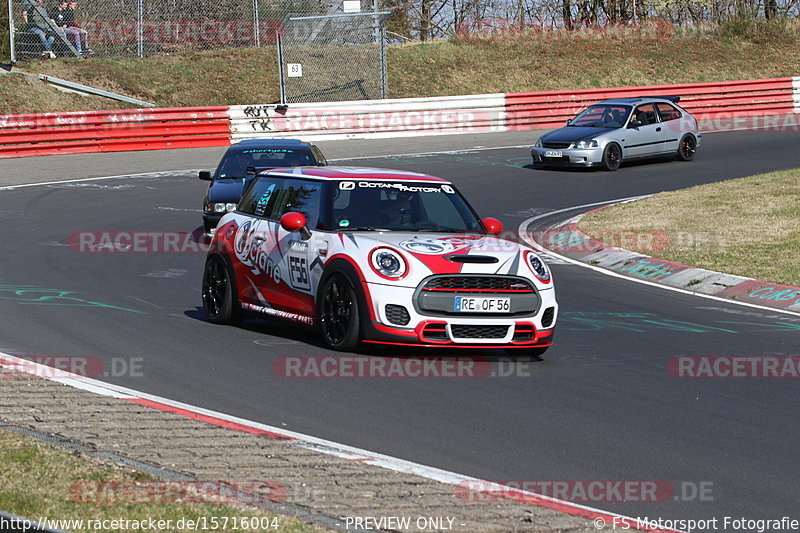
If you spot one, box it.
[316,258,372,335]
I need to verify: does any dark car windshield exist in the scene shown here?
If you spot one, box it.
[570,104,632,128]
[216,148,316,179]
[328,181,484,233]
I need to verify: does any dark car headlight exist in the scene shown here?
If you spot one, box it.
[533,138,543,148]
[207,202,237,213]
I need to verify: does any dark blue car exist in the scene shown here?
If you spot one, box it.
[200,139,327,231]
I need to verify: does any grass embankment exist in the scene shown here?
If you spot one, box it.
[578,168,800,287]
[6,25,800,113]
[0,429,322,533]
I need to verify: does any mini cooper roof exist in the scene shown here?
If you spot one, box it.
[263,166,451,183]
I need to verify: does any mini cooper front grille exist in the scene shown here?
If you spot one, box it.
[541,307,555,328]
[451,325,509,339]
[422,276,534,293]
[542,142,572,149]
[385,304,410,326]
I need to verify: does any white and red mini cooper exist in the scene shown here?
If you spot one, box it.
[202,167,557,354]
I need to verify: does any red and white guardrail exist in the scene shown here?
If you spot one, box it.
[0,77,798,158]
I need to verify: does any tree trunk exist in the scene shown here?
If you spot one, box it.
[562,0,573,29]
[421,0,430,40]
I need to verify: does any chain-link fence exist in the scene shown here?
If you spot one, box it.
[277,11,390,103]
[7,0,340,60]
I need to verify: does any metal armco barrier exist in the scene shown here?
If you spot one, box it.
[228,94,508,142]
[505,77,800,130]
[0,107,231,159]
[0,77,798,158]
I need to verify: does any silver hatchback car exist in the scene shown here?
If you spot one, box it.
[530,96,701,171]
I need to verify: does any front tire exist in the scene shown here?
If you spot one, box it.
[600,143,622,171]
[202,254,240,325]
[318,272,362,352]
[677,134,697,161]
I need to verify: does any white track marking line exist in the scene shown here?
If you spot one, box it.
[0,170,205,191]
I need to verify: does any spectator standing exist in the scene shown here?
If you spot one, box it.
[64,0,90,55]
[21,0,56,58]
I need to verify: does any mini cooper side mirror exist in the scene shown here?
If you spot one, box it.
[482,217,503,236]
[281,212,311,240]
[199,171,212,181]
[566,118,573,125]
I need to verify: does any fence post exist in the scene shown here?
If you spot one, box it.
[277,32,285,104]
[380,25,387,98]
[136,0,143,58]
[253,0,260,47]
[7,0,15,63]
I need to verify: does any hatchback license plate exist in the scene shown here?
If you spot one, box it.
[544,150,563,157]
[454,296,511,313]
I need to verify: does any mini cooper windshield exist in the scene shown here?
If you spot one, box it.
[570,104,632,128]
[330,180,484,233]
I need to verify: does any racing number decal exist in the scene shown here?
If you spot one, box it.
[289,256,310,290]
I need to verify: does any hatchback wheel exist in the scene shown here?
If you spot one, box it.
[677,134,697,161]
[600,143,622,171]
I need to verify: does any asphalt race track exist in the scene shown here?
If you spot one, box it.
[2,129,800,523]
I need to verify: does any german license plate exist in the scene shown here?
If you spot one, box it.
[453,296,511,313]
[544,150,563,157]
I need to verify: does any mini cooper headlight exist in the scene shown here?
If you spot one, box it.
[370,248,407,279]
[208,202,237,213]
[575,139,599,149]
[526,250,551,282]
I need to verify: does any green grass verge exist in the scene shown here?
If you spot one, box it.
[8,24,800,113]
[0,429,325,533]
[578,168,800,287]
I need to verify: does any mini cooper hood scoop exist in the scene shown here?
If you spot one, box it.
[444,255,499,264]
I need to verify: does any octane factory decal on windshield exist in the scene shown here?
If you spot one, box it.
[441,185,455,194]
[339,181,355,190]
[356,182,446,193]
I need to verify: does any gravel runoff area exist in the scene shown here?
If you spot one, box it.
[0,130,606,532]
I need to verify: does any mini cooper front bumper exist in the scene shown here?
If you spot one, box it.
[360,274,557,348]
